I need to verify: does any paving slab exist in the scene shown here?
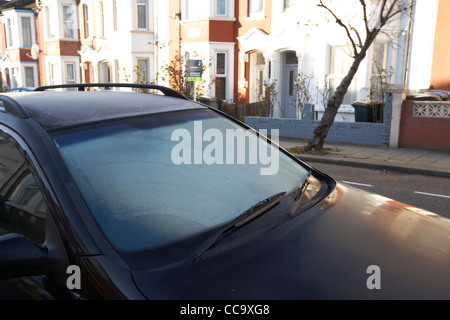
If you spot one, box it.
[278,138,450,178]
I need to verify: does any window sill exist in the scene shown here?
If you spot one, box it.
[245,14,265,21]
[182,17,236,23]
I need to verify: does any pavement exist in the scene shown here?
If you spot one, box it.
[278,137,450,178]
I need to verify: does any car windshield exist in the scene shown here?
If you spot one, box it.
[53,109,309,252]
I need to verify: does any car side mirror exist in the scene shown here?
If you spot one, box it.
[0,233,48,280]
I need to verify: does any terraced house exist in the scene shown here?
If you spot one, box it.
[0,0,169,88]
[0,0,447,123]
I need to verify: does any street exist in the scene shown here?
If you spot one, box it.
[306,160,450,219]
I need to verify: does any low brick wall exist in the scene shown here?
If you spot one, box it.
[245,117,387,146]
[399,100,450,151]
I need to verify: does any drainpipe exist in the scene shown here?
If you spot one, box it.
[403,0,414,86]
[154,0,158,84]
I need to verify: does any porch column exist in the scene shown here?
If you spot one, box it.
[263,52,275,81]
[238,52,247,88]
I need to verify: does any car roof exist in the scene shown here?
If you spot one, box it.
[1,91,206,131]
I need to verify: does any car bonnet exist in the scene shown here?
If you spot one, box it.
[131,182,450,300]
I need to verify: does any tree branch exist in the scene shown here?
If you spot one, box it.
[359,0,370,35]
[379,0,404,29]
[317,0,358,56]
[349,23,363,48]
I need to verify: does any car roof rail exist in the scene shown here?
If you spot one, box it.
[0,94,29,118]
[34,83,189,100]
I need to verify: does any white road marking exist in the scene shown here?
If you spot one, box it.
[342,181,373,188]
[414,191,450,199]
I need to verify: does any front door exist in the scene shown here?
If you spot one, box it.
[282,65,297,118]
[249,52,266,103]
[281,51,298,118]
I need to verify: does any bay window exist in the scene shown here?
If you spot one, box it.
[328,45,357,106]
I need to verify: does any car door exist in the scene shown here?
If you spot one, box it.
[0,131,79,300]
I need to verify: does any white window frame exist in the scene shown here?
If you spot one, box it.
[24,66,36,88]
[62,5,75,39]
[83,4,91,39]
[214,51,227,100]
[136,58,149,83]
[99,0,105,37]
[136,0,148,30]
[99,61,111,83]
[6,17,16,48]
[21,16,32,48]
[249,0,264,18]
[65,62,76,84]
[113,0,118,32]
[328,45,357,107]
[369,42,390,101]
[48,63,59,85]
[215,0,227,17]
[215,52,227,77]
[283,0,296,11]
[11,67,19,88]
[45,6,57,39]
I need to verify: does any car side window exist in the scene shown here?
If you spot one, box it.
[0,135,47,245]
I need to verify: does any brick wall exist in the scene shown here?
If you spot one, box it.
[430,0,450,90]
[245,117,387,146]
[399,100,450,151]
[234,0,272,103]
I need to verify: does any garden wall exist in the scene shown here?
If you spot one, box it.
[245,117,388,146]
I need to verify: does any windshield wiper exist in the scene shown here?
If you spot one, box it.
[288,171,311,216]
[183,191,286,264]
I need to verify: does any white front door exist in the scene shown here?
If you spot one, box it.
[249,52,266,103]
[282,65,297,118]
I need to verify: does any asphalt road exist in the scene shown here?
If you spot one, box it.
[306,160,450,219]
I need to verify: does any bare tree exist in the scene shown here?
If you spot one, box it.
[304,0,411,152]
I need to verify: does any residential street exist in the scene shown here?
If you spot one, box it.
[306,160,450,219]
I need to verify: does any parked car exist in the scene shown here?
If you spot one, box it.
[8,87,33,93]
[424,90,450,101]
[406,93,442,101]
[0,83,449,300]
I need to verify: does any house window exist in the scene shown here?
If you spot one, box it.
[215,52,227,100]
[372,42,388,72]
[45,6,56,39]
[249,0,264,17]
[62,5,74,39]
[7,18,15,47]
[99,1,105,36]
[24,67,35,87]
[114,60,121,82]
[65,63,76,84]
[136,59,149,83]
[113,0,118,31]
[370,42,390,101]
[11,68,19,88]
[216,0,227,16]
[99,61,111,83]
[137,0,148,29]
[328,45,357,106]
[185,0,207,20]
[284,0,296,11]
[49,63,58,85]
[83,4,90,38]
[21,17,32,48]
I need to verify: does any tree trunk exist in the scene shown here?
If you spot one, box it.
[304,50,368,152]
